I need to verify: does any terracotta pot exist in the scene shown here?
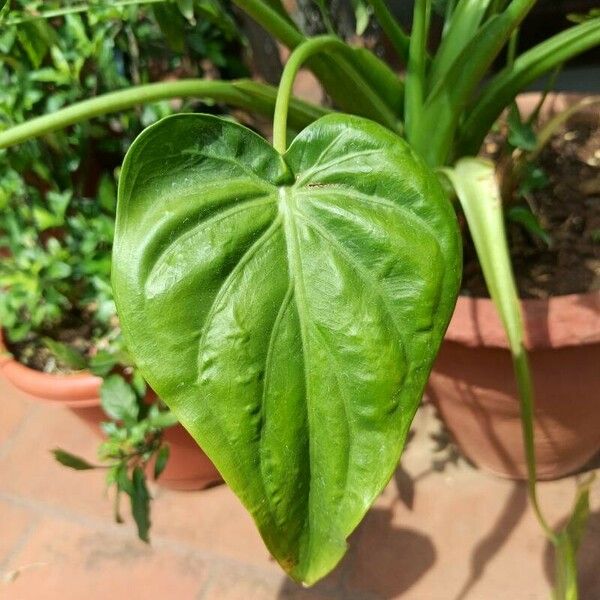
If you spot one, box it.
[428,292,600,480]
[0,332,221,491]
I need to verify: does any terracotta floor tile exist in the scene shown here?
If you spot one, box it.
[0,401,114,522]
[0,392,597,599]
[342,409,600,600]
[201,565,342,600]
[0,380,34,447]
[1,517,208,600]
[0,502,35,565]
[152,484,277,571]
[152,485,346,589]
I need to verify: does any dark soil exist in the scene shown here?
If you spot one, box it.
[463,110,600,299]
[8,312,95,374]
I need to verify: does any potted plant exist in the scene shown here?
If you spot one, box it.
[0,1,245,491]
[429,91,600,480]
[0,164,222,493]
[1,0,598,597]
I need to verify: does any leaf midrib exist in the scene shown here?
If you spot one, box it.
[277,186,319,577]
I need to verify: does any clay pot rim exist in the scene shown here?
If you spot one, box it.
[446,290,600,350]
[0,330,102,406]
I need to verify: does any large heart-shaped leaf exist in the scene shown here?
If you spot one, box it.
[113,113,461,584]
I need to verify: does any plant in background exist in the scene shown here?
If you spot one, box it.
[1,0,599,596]
[0,174,125,371]
[54,373,178,541]
[0,0,247,371]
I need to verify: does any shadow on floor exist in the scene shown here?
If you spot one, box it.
[454,482,528,600]
[277,504,436,600]
[543,509,600,597]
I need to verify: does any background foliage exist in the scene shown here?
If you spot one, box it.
[0,0,246,370]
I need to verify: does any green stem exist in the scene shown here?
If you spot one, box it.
[5,0,167,25]
[525,65,561,127]
[512,350,557,541]
[366,0,411,63]
[232,0,304,48]
[405,0,431,142]
[273,36,339,154]
[442,158,557,542]
[232,0,400,128]
[273,35,369,154]
[0,79,327,150]
[507,27,520,67]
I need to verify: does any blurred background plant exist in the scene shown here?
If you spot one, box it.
[0,0,247,373]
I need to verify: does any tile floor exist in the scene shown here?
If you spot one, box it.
[1,378,598,600]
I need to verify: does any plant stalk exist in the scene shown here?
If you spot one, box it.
[366,0,411,63]
[0,79,327,150]
[272,35,393,153]
[405,0,431,141]
[232,0,304,48]
[442,158,557,542]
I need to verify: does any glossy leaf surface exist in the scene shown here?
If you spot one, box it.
[113,113,461,584]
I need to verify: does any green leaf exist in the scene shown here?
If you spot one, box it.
[52,448,95,470]
[131,370,147,399]
[45,261,72,280]
[177,0,194,22]
[98,174,117,214]
[429,0,493,91]
[89,350,120,377]
[113,113,461,584]
[43,338,87,370]
[507,205,552,247]
[48,190,72,220]
[352,0,371,35]
[153,4,185,53]
[517,165,549,197]
[116,463,134,495]
[553,477,594,600]
[507,105,537,151]
[345,47,405,118]
[458,16,600,155]
[130,466,151,543]
[148,407,179,429]
[153,445,170,480]
[100,375,139,425]
[17,20,55,68]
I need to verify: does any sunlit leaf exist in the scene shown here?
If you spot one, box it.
[113,113,461,583]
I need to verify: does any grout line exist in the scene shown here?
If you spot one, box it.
[0,491,362,599]
[0,491,289,582]
[0,512,41,575]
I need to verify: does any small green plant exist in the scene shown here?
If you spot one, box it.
[1,0,599,596]
[53,373,178,542]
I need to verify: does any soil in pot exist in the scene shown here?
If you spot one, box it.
[465,94,600,299]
